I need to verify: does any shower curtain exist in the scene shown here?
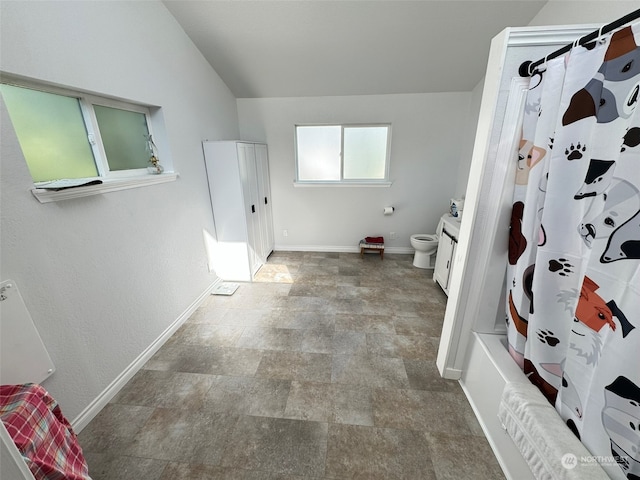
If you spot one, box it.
[506,22,640,480]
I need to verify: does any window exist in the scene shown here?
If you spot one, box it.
[295,124,391,184]
[1,80,161,185]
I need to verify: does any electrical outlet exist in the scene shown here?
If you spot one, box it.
[283,230,288,237]
[390,232,396,240]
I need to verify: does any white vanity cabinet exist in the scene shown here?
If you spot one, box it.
[203,141,274,281]
[434,229,457,295]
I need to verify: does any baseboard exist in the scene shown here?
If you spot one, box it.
[274,244,414,254]
[71,278,222,432]
[440,367,462,380]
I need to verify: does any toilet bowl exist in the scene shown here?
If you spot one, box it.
[410,234,439,269]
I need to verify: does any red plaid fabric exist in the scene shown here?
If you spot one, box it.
[0,384,91,480]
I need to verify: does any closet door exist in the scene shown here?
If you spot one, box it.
[237,143,262,275]
[255,144,274,260]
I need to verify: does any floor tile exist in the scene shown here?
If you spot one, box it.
[283,381,333,422]
[220,416,328,477]
[334,313,396,334]
[366,333,438,360]
[393,315,444,337]
[111,369,217,410]
[167,323,244,347]
[77,252,503,479]
[256,351,333,383]
[160,462,313,479]
[330,384,374,426]
[331,354,409,389]
[128,408,238,464]
[268,311,334,331]
[83,453,167,480]
[300,328,334,354]
[77,404,154,454]
[145,343,263,376]
[220,308,273,326]
[371,388,474,433]
[332,331,368,355]
[186,305,230,324]
[289,284,337,298]
[325,424,436,479]
[426,432,506,479]
[204,376,290,417]
[254,263,295,283]
[236,326,305,351]
[403,359,460,392]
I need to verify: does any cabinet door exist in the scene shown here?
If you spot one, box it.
[434,231,455,293]
[255,144,274,260]
[237,143,262,275]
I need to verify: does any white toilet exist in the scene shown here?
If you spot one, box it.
[410,234,439,269]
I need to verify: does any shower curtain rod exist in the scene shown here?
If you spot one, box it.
[518,8,640,77]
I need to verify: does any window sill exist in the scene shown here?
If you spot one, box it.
[293,181,392,188]
[31,172,179,203]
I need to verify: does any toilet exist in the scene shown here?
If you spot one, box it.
[410,234,439,269]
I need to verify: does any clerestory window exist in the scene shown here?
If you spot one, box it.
[1,80,166,186]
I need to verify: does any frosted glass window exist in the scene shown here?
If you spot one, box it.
[0,84,98,182]
[343,126,388,179]
[295,124,390,183]
[94,105,150,171]
[296,126,341,181]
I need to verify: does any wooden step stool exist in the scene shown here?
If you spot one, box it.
[359,239,385,260]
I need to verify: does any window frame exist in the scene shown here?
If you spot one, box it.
[1,76,160,185]
[84,95,155,179]
[294,123,392,186]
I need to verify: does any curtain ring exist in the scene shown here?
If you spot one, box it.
[597,25,607,44]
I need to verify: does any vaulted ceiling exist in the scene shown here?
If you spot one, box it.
[163,0,548,98]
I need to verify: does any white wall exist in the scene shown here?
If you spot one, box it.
[528,0,639,26]
[0,1,238,421]
[454,78,485,199]
[238,93,471,251]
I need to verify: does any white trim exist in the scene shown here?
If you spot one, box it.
[440,367,462,380]
[31,172,178,203]
[293,181,392,187]
[1,422,34,480]
[274,245,413,254]
[71,278,221,433]
[437,26,511,378]
[507,24,601,47]
[467,76,527,335]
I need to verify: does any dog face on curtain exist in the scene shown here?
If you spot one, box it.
[563,26,640,126]
[556,277,634,367]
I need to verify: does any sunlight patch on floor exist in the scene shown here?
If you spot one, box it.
[253,264,294,283]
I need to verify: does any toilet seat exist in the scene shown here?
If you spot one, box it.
[411,234,437,243]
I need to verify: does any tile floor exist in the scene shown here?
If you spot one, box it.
[78,252,505,479]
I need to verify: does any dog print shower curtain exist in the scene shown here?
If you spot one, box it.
[506,22,640,479]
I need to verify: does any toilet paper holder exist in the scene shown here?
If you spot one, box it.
[383,207,395,215]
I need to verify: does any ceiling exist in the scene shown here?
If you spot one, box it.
[163,0,548,98]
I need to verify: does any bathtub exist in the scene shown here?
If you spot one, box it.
[459,332,536,480]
